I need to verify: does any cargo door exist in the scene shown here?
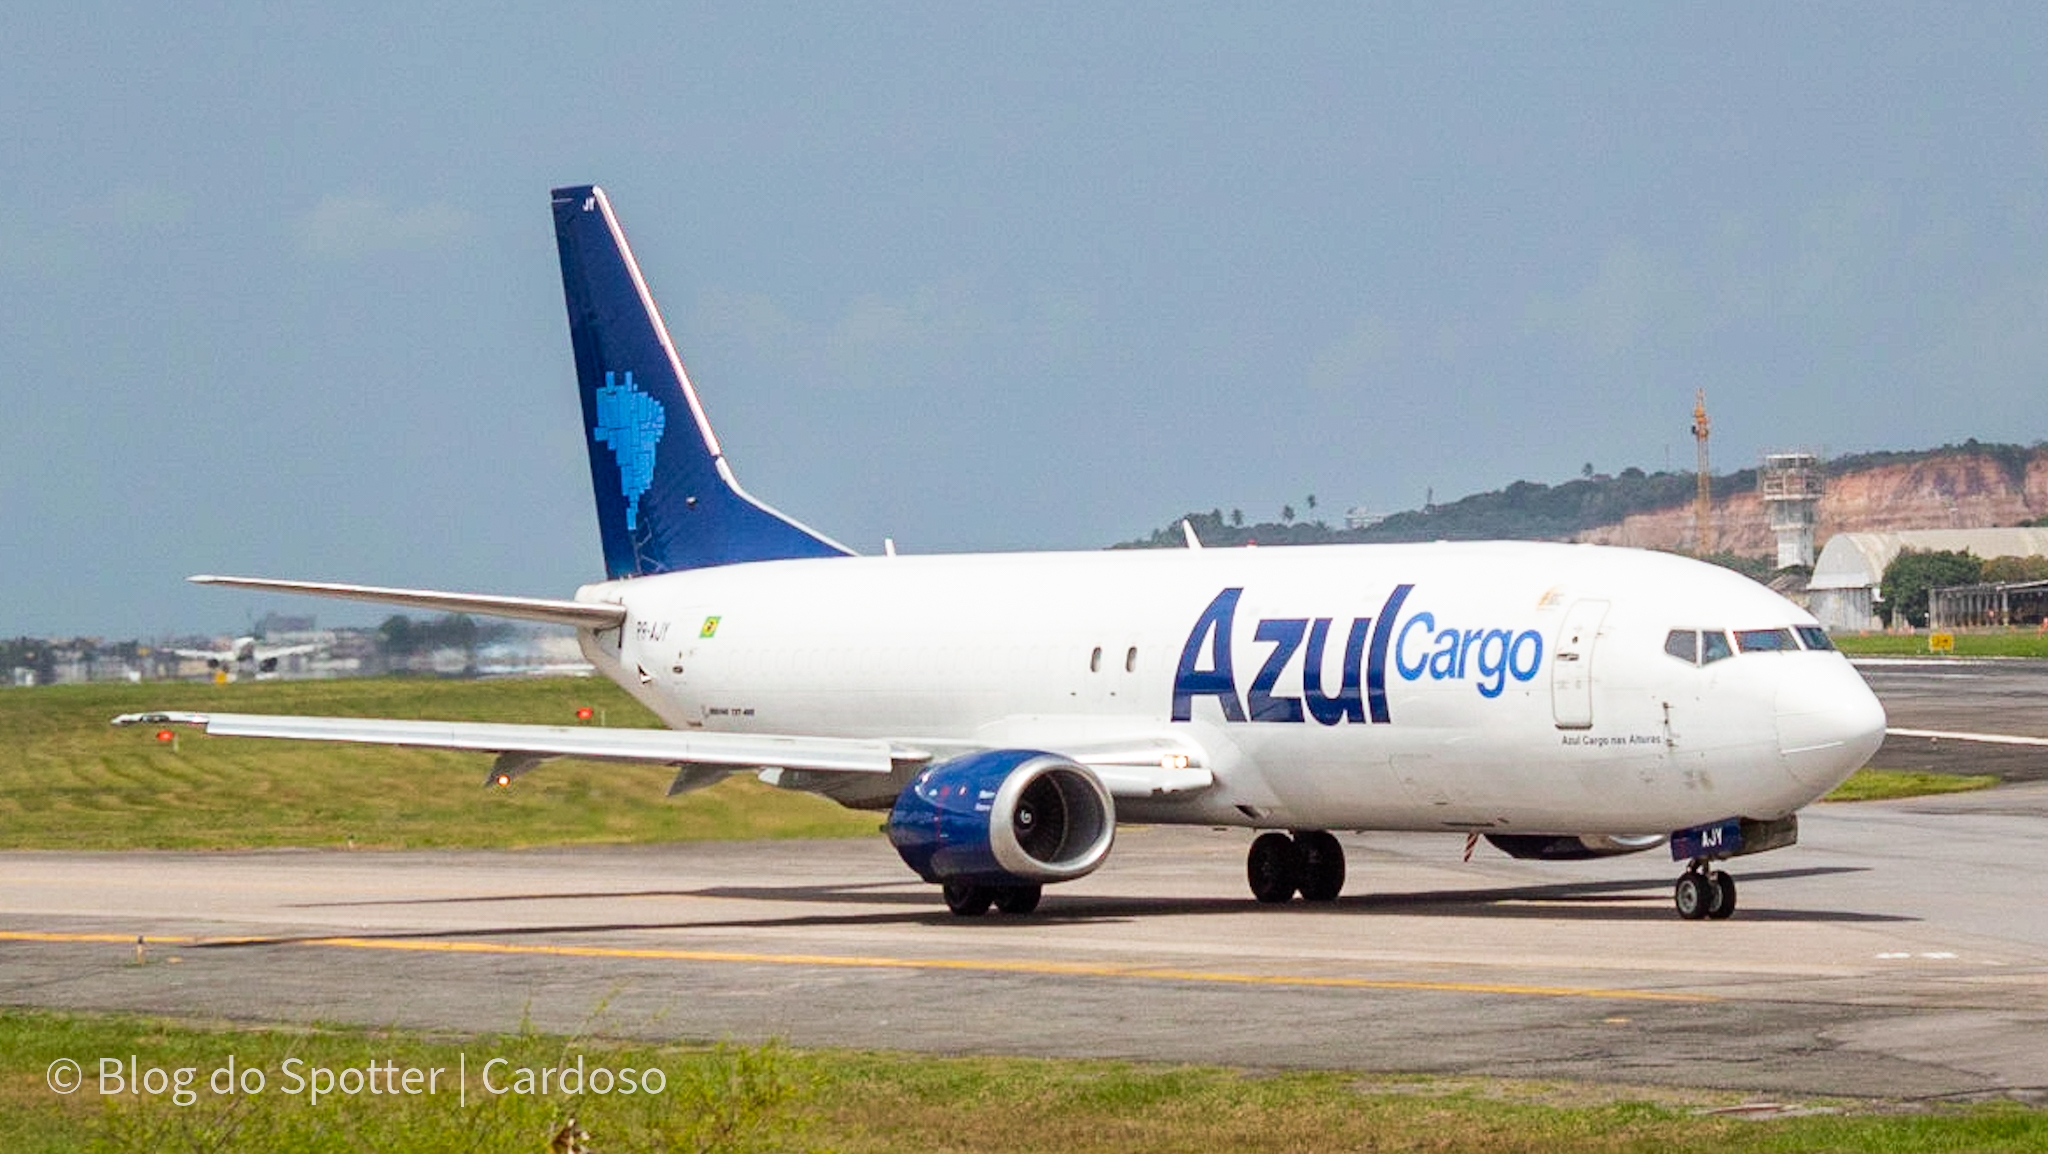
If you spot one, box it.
[1551,600,1609,729]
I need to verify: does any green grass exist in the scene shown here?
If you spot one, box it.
[0,678,877,850]
[1833,632,2048,658]
[2,1009,2044,1153]
[1822,769,2002,802]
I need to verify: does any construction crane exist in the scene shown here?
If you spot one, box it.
[1691,390,1712,555]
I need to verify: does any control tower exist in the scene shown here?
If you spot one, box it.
[1759,452,1824,568]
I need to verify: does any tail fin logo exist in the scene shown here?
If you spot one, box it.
[591,370,667,531]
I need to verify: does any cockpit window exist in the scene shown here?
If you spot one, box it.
[1701,631,1733,664]
[1735,628,1797,653]
[1796,625,1834,651]
[1663,629,1698,664]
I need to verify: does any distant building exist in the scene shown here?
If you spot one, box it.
[1929,579,2048,631]
[255,612,317,636]
[1759,452,1824,569]
[1808,528,2048,631]
[1343,507,1384,531]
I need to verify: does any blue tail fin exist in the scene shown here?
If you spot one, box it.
[551,185,853,578]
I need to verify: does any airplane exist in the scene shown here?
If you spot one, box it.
[117,184,1888,920]
[173,636,321,679]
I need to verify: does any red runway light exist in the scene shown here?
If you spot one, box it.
[575,707,594,721]
[155,730,175,743]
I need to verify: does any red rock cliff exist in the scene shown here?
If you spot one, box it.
[1577,450,2048,555]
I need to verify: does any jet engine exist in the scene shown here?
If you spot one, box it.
[1484,833,1667,861]
[887,750,1115,886]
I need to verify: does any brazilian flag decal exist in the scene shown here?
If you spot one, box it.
[700,616,721,638]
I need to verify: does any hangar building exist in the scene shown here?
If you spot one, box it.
[1808,527,2048,631]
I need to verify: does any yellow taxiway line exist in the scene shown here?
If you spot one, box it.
[1,929,1714,1003]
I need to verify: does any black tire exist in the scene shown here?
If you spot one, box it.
[1294,830,1346,902]
[1705,871,1737,920]
[1247,832,1301,903]
[943,882,993,917]
[992,884,1043,915]
[1673,871,1711,920]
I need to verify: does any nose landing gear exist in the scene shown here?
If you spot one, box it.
[1673,862,1736,920]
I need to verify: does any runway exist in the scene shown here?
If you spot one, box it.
[3,660,2046,1100]
[1861,657,2048,781]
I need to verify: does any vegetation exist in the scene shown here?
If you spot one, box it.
[376,612,514,659]
[1822,769,1999,802]
[1982,554,2048,583]
[5,1010,2047,1153]
[1878,550,1983,628]
[1121,441,2048,552]
[0,678,877,850]
[1830,631,2048,658]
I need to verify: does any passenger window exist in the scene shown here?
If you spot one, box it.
[1795,625,1835,651]
[1735,628,1796,653]
[1701,631,1733,664]
[1663,629,1698,664]
[1089,647,1102,673]
[1125,646,1138,673]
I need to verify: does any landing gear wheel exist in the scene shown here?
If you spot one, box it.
[1247,832,1301,903]
[1704,870,1736,920]
[943,882,993,917]
[1673,871,1713,921]
[1293,831,1346,902]
[992,884,1043,915]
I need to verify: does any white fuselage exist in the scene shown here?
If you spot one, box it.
[573,542,1885,837]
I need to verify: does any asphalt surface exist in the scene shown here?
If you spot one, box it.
[3,660,2046,1102]
[1862,657,2048,782]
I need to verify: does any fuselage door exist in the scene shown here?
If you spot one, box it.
[1551,599,1609,729]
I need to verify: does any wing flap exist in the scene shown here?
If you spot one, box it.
[114,711,899,773]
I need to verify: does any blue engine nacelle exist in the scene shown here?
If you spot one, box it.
[887,750,1116,887]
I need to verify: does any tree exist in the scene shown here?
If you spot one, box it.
[379,614,416,656]
[1879,549,1982,628]
[1230,508,1243,527]
[1280,504,1295,524]
[1981,554,2048,583]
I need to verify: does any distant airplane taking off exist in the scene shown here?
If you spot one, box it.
[119,185,1888,920]
[173,636,319,679]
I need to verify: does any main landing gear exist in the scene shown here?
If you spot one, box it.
[1246,830,1346,903]
[1673,861,1736,920]
[942,881,1042,917]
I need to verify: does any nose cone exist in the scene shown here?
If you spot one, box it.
[1777,659,1887,792]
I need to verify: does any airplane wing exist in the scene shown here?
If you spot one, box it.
[113,712,1215,799]
[115,711,908,775]
[254,644,322,661]
[1057,736,1215,797]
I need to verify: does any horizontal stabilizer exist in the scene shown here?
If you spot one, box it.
[114,711,905,774]
[189,575,626,630]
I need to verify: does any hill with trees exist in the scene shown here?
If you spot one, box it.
[1118,441,2048,560]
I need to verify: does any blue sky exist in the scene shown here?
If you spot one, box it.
[6,4,2047,637]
